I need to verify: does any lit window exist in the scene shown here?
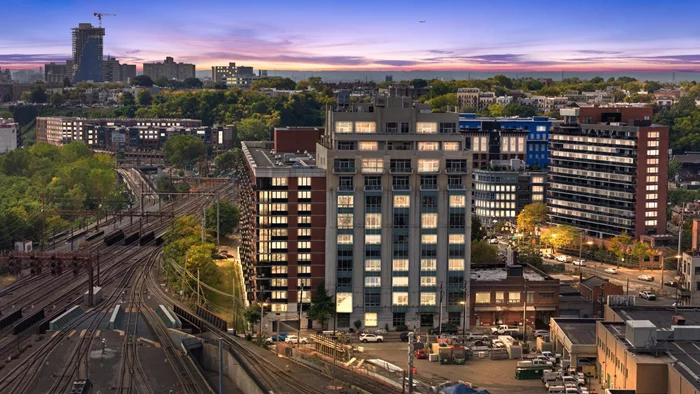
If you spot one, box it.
[392,292,408,305]
[646,176,658,183]
[393,277,409,287]
[532,194,544,202]
[648,131,659,138]
[365,277,381,287]
[298,191,311,199]
[647,158,659,165]
[532,176,545,183]
[648,140,659,147]
[337,234,353,244]
[298,203,311,212]
[449,259,464,271]
[420,259,437,271]
[532,186,544,193]
[449,234,465,244]
[647,167,658,174]
[443,142,460,151]
[475,293,490,304]
[337,195,354,208]
[421,276,437,286]
[359,141,378,151]
[417,159,439,173]
[272,177,288,187]
[418,142,440,151]
[298,241,311,249]
[298,278,311,287]
[450,195,465,208]
[420,293,436,305]
[355,121,376,133]
[421,234,437,244]
[495,292,505,304]
[365,312,378,327]
[508,292,521,304]
[421,213,437,229]
[298,177,311,186]
[338,213,353,229]
[272,266,288,274]
[647,149,659,156]
[272,291,288,299]
[362,158,384,173]
[394,195,410,208]
[298,253,311,262]
[365,234,382,244]
[646,185,658,191]
[393,259,408,271]
[365,213,381,229]
[645,211,657,217]
[645,202,658,209]
[365,259,381,271]
[646,193,658,200]
[536,126,547,132]
[297,266,311,274]
[416,122,437,134]
[298,216,311,224]
[645,220,657,226]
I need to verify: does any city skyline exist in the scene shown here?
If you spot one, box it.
[1,0,700,72]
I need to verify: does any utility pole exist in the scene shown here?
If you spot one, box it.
[181,252,187,299]
[232,275,237,334]
[259,303,264,336]
[218,337,224,394]
[522,280,528,340]
[438,281,444,335]
[462,280,468,339]
[216,192,220,247]
[96,252,100,286]
[41,192,46,251]
[197,268,201,305]
[202,206,206,243]
[298,284,303,347]
[407,332,415,394]
[333,282,338,336]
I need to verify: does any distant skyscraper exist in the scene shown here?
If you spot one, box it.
[72,23,105,83]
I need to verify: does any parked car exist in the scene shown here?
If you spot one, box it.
[604,268,618,274]
[664,281,679,288]
[400,332,409,342]
[359,334,384,343]
[542,253,554,259]
[534,330,550,338]
[639,290,657,300]
[284,335,308,344]
[465,332,491,342]
[572,260,586,266]
[414,348,428,359]
[429,324,459,335]
[638,275,654,282]
[268,333,288,342]
[555,255,569,262]
[374,328,388,334]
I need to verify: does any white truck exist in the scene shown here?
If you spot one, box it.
[491,324,520,335]
[517,358,553,368]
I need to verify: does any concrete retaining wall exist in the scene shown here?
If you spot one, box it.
[106,304,123,330]
[200,343,265,394]
[49,305,83,330]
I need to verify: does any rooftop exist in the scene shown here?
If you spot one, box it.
[580,276,608,289]
[552,318,599,345]
[241,141,325,177]
[471,268,546,282]
[611,306,700,330]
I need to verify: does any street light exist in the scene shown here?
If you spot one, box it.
[259,302,268,336]
[460,301,468,339]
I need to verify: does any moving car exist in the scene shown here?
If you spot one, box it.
[359,333,384,343]
[604,268,618,274]
[284,335,308,344]
[664,281,679,288]
[638,275,654,282]
[268,333,288,342]
[639,290,656,300]
[572,260,586,266]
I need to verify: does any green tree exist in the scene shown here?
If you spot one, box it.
[410,79,428,89]
[137,89,153,106]
[206,200,240,236]
[29,86,48,103]
[118,91,135,106]
[214,150,238,173]
[162,134,206,168]
[630,242,657,265]
[516,245,543,267]
[492,74,513,89]
[471,240,499,265]
[251,77,296,90]
[307,282,334,329]
[609,233,634,265]
[487,103,505,117]
[589,76,604,84]
[236,118,270,141]
[243,303,264,332]
[50,93,66,106]
[541,225,577,252]
[503,103,536,117]
[183,77,203,89]
[472,216,486,241]
[132,75,154,87]
[428,93,457,111]
[307,76,323,90]
[153,76,169,87]
[295,80,310,90]
[517,202,548,233]
[612,91,627,102]
[668,158,682,181]
[63,77,72,87]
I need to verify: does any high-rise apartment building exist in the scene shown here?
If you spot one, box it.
[143,57,196,81]
[317,97,472,331]
[548,107,669,238]
[460,114,560,168]
[71,23,105,83]
[212,62,266,88]
[102,56,137,83]
[241,127,326,330]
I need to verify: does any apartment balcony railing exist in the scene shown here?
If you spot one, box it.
[390,167,413,174]
[392,185,411,191]
[361,168,385,174]
[364,185,383,192]
[448,184,466,190]
[446,167,468,174]
[333,167,356,174]
[420,184,439,191]
[336,185,354,192]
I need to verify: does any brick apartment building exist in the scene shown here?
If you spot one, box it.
[241,127,326,331]
[578,276,623,318]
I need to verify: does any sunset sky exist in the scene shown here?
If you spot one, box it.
[2,0,700,72]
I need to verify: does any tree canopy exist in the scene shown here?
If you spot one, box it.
[206,200,240,236]
[471,216,486,241]
[307,282,334,329]
[236,118,270,142]
[471,240,499,265]
[540,225,578,252]
[132,75,154,87]
[251,77,296,90]
[162,134,206,168]
[517,202,548,233]
[137,89,153,106]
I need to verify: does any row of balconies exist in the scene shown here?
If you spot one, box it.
[333,167,468,175]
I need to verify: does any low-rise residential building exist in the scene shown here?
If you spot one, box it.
[559,284,594,318]
[36,117,202,146]
[599,305,700,393]
[578,276,623,318]
[0,118,18,154]
[680,251,700,304]
[211,62,265,88]
[81,124,233,150]
[44,61,73,84]
[457,88,496,110]
[102,56,136,83]
[241,129,326,330]
[471,265,559,328]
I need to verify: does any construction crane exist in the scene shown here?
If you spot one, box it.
[93,12,116,28]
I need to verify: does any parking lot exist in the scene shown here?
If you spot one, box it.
[357,341,547,394]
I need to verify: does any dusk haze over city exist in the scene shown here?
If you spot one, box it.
[2,0,700,71]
